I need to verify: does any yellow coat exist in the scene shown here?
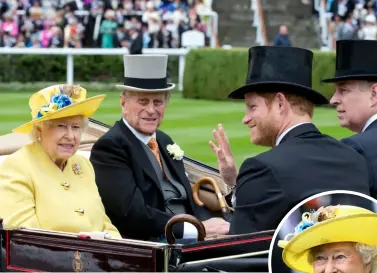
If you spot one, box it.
[0,142,120,238]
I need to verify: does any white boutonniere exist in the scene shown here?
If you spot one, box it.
[167,143,184,160]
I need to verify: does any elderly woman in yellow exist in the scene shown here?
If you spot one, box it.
[278,205,377,273]
[0,84,120,239]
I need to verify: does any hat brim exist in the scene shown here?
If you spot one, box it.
[279,214,377,273]
[321,74,377,83]
[228,82,329,105]
[13,95,105,134]
[115,83,176,92]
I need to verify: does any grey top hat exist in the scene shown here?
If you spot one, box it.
[116,54,176,92]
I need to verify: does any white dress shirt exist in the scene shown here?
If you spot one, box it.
[361,113,377,133]
[275,122,311,146]
[122,118,198,239]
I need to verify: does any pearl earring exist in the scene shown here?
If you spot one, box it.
[37,137,41,142]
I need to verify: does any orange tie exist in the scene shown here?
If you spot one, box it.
[148,137,163,170]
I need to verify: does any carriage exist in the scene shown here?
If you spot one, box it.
[0,119,273,272]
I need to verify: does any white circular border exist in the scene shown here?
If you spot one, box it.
[267,190,377,272]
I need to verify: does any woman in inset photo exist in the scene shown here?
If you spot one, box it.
[270,191,377,273]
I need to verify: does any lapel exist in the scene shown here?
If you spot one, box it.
[117,119,163,193]
[157,131,192,195]
[279,123,321,145]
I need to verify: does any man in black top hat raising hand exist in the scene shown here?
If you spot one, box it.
[209,45,370,235]
[323,40,377,199]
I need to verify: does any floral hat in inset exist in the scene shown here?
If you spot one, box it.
[278,205,377,273]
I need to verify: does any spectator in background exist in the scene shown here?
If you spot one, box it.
[359,13,377,39]
[193,0,210,13]
[142,1,160,29]
[353,2,368,26]
[338,14,358,40]
[64,16,83,47]
[48,26,64,47]
[99,9,117,48]
[14,33,26,47]
[26,33,40,47]
[1,12,18,38]
[126,16,141,30]
[273,25,291,46]
[141,22,151,47]
[329,14,342,48]
[366,4,377,21]
[157,20,172,47]
[39,20,54,47]
[122,0,133,11]
[134,0,146,11]
[128,25,142,53]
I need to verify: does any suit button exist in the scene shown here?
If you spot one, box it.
[61,183,70,190]
[75,208,84,215]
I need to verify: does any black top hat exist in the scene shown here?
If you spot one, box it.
[322,40,377,83]
[228,46,329,105]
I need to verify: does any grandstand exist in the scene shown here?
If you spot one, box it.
[0,0,216,49]
[1,0,376,51]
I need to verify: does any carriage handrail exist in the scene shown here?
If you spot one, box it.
[181,250,270,266]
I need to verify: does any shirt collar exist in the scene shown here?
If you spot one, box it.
[275,122,311,146]
[361,113,377,132]
[122,118,156,145]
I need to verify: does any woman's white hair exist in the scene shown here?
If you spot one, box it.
[356,243,377,273]
[29,116,89,142]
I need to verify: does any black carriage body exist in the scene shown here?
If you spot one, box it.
[0,228,272,272]
[1,228,169,272]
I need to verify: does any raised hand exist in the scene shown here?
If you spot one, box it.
[209,124,238,187]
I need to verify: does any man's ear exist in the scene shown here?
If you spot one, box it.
[371,83,377,107]
[120,93,126,108]
[275,92,287,113]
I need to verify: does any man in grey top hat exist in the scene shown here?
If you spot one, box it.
[90,54,230,241]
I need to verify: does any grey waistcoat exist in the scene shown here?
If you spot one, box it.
[142,142,188,215]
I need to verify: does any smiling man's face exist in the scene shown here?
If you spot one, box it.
[121,91,168,135]
[242,92,281,147]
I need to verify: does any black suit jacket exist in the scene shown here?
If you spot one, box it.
[230,123,370,235]
[341,120,377,199]
[90,119,206,240]
[129,33,143,55]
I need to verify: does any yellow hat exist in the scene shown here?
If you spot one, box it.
[13,84,105,134]
[278,205,377,273]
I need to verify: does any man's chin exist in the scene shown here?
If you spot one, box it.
[140,127,158,135]
[251,136,274,147]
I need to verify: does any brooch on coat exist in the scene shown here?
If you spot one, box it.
[166,143,184,160]
[72,162,82,176]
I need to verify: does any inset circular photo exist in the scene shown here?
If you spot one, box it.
[269,190,377,273]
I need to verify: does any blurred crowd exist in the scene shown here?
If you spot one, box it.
[325,0,377,46]
[0,0,212,50]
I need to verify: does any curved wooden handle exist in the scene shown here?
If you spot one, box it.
[165,214,206,244]
[192,177,227,209]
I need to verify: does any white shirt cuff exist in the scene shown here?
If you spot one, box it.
[183,222,198,239]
